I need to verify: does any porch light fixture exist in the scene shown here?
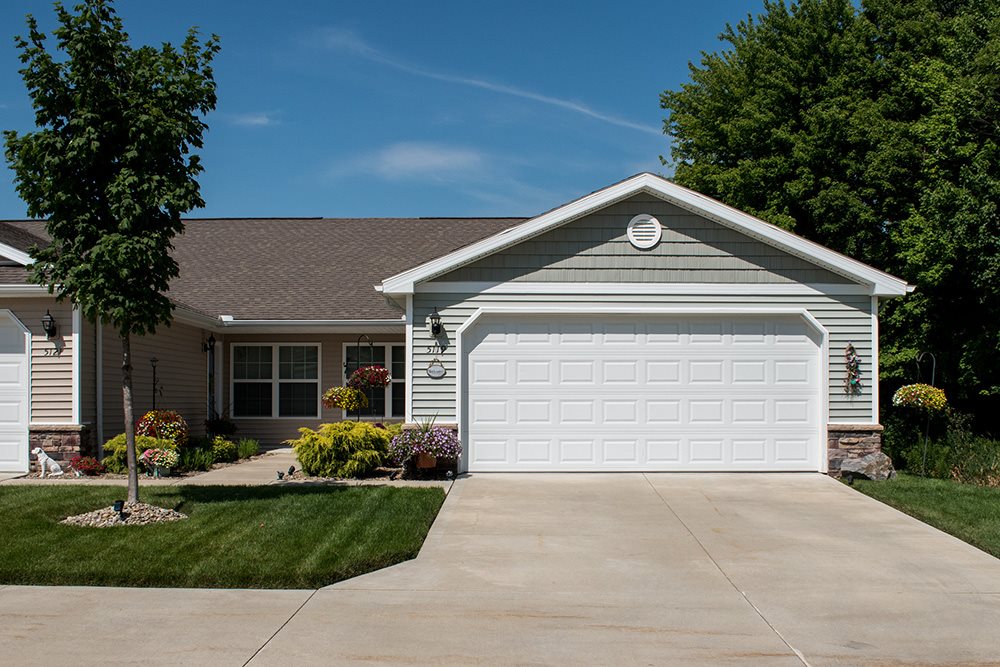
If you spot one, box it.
[41,310,57,338]
[429,307,443,337]
[203,333,216,353]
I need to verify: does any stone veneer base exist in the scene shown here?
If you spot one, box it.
[28,423,96,472]
[827,424,884,478]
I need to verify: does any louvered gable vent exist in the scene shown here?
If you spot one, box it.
[626,214,662,249]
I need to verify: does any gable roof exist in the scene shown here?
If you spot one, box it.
[0,217,524,321]
[380,173,912,297]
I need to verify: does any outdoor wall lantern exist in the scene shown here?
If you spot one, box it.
[202,333,216,353]
[429,307,443,337]
[41,310,57,338]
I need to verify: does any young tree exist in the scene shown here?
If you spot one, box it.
[3,0,219,502]
[661,0,1000,423]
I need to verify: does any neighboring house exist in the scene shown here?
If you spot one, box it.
[0,173,910,475]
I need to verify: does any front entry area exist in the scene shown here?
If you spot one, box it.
[0,310,30,473]
[464,312,824,472]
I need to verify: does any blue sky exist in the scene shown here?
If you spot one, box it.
[0,1,765,218]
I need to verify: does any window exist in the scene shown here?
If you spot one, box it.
[343,343,406,419]
[232,344,320,418]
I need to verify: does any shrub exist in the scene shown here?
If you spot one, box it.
[286,421,389,478]
[135,410,189,446]
[237,438,260,459]
[69,455,105,476]
[205,415,237,437]
[177,447,215,472]
[102,433,177,474]
[388,426,461,464]
[210,436,238,463]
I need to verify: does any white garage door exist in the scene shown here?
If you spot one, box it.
[0,311,29,473]
[465,314,823,472]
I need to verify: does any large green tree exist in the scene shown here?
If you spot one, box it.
[4,0,219,502]
[661,0,1000,423]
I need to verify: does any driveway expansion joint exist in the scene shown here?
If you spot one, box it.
[641,473,811,667]
[243,589,318,666]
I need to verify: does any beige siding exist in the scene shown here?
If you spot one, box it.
[80,318,97,426]
[438,194,854,284]
[100,320,209,444]
[0,299,75,423]
[412,292,875,424]
[220,333,405,446]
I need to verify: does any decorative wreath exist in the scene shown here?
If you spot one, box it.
[844,343,863,396]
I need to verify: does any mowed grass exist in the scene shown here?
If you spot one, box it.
[0,484,445,588]
[853,473,1000,558]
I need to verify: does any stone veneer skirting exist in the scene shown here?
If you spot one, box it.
[28,423,96,471]
[827,424,883,477]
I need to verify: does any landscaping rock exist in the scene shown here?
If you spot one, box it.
[840,451,896,482]
[60,502,187,528]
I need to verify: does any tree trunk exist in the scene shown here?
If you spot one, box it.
[122,332,139,503]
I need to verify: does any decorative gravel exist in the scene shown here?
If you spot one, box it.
[60,502,188,528]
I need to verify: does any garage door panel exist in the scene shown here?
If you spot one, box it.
[466,314,822,471]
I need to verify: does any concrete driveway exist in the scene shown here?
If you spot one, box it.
[3,474,1000,665]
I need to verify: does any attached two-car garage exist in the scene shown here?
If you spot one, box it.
[463,312,824,472]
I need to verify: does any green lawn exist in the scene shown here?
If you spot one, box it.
[852,473,1000,558]
[0,484,445,588]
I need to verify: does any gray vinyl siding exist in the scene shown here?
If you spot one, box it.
[411,292,875,424]
[100,320,209,444]
[437,194,853,285]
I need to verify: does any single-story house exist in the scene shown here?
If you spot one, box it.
[0,173,910,475]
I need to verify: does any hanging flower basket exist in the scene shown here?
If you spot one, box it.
[347,365,392,391]
[892,384,948,412]
[322,386,369,411]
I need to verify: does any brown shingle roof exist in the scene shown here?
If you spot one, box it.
[0,217,524,320]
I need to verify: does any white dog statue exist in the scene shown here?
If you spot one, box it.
[31,447,64,477]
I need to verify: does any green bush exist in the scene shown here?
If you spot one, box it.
[287,421,389,478]
[102,434,177,474]
[210,436,238,463]
[237,438,260,459]
[893,411,1000,486]
[177,447,215,472]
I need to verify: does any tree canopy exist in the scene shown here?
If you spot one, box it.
[4,0,219,501]
[661,0,1000,423]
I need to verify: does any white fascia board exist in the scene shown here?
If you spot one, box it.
[0,285,50,296]
[217,316,404,335]
[381,173,912,297]
[417,281,874,296]
[0,242,33,266]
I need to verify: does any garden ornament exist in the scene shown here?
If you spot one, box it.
[31,447,64,477]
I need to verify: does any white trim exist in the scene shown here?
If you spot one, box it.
[382,173,912,297]
[0,285,49,296]
[229,342,323,420]
[172,306,221,330]
[95,320,104,455]
[71,307,81,424]
[340,341,407,421]
[871,296,880,424]
[0,242,33,266]
[454,305,830,474]
[405,295,414,423]
[217,316,403,335]
[416,281,874,296]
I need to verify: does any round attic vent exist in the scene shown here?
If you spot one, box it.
[626,214,662,249]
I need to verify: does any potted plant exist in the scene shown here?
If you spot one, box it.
[322,386,369,411]
[347,365,391,391]
[389,420,462,472]
[140,447,180,478]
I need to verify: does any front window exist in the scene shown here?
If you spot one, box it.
[344,343,406,419]
[232,344,320,418]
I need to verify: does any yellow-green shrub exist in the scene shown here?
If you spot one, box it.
[286,421,389,478]
[210,436,238,463]
[102,433,177,474]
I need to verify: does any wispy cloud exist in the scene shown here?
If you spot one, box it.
[318,28,661,137]
[227,112,280,127]
[329,141,487,182]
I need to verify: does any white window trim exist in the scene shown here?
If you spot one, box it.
[340,342,406,421]
[230,342,322,420]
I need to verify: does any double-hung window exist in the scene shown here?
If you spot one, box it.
[232,344,320,418]
[343,343,406,419]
